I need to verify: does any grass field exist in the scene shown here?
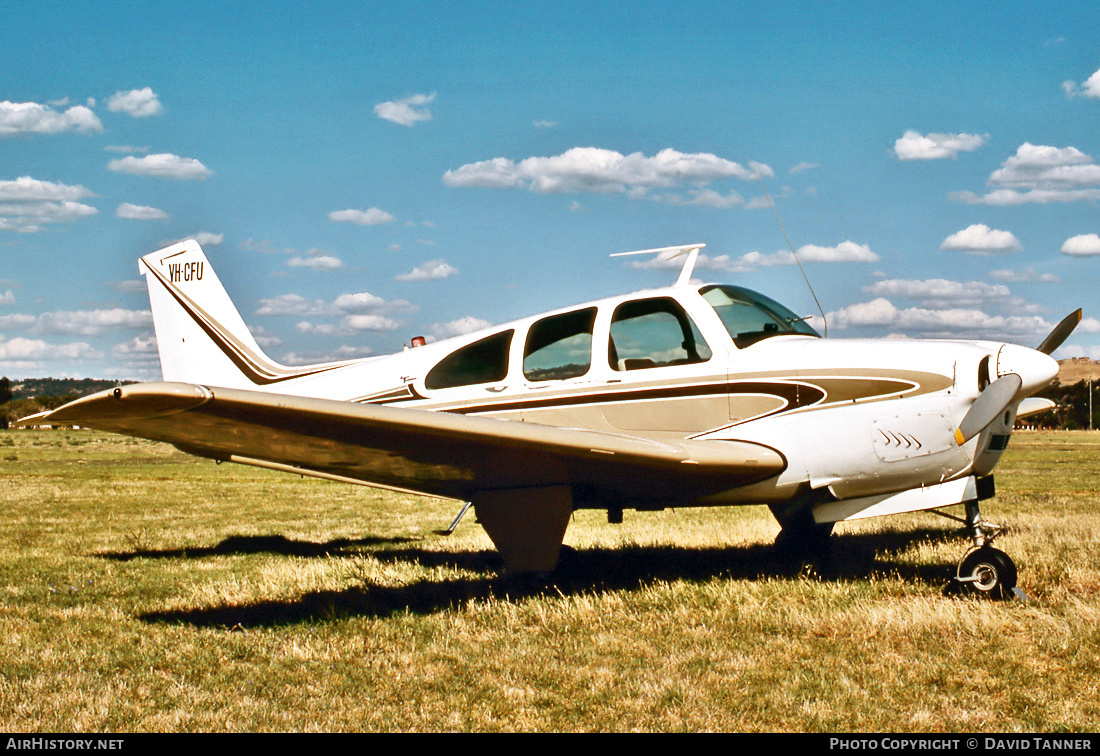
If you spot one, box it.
[1,429,1098,732]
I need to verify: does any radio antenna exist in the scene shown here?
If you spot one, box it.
[751,162,827,337]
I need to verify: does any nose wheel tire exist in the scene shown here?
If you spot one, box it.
[957,546,1017,600]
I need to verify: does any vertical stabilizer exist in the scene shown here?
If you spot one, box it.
[140,240,342,388]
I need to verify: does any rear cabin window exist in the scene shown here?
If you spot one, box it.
[523,308,596,382]
[424,330,514,389]
[608,298,712,371]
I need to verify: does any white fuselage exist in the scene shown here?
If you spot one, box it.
[224,282,1056,509]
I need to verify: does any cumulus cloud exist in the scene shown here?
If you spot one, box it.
[0,336,100,363]
[1083,69,1100,98]
[395,259,458,281]
[164,232,223,247]
[629,250,753,275]
[940,224,1022,253]
[1062,68,1100,99]
[0,201,98,232]
[374,93,435,126]
[329,292,387,311]
[192,232,224,247]
[795,241,880,262]
[1061,233,1100,257]
[951,188,1100,205]
[988,144,1100,187]
[256,290,416,340]
[863,278,1010,307]
[658,188,746,208]
[107,88,163,117]
[894,131,986,160]
[628,241,877,276]
[328,208,396,225]
[38,308,153,336]
[825,298,1053,341]
[112,334,159,355]
[0,308,151,337]
[443,147,769,197]
[0,290,13,305]
[339,314,401,332]
[951,143,1100,205]
[0,101,102,136]
[0,178,98,232]
[429,316,493,341]
[254,293,327,317]
[989,268,1060,283]
[117,203,169,221]
[0,177,93,202]
[287,254,345,271]
[294,321,336,335]
[107,153,213,179]
[281,344,375,366]
[0,313,37,331]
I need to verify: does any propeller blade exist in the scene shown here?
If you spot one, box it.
[1037,309,1082,355]
[955,373,1022,446]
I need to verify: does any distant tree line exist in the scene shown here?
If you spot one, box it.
[1029,379,1099,430]
[0,376,136,429]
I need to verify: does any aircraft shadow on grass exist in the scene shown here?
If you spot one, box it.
[97,533,418,561]
[131,525,965,628]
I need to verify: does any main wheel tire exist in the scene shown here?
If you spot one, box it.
[958,547,1017,600]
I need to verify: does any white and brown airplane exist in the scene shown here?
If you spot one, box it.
[22,240,1080,597]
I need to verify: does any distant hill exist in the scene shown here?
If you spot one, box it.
[1058,359,1100,385]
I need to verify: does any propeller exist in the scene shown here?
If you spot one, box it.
[954,373,1022,446]
[1037,309,1082,356]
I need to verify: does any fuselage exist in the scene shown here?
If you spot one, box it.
[245,281,1058,508]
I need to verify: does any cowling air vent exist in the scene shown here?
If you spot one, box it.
[871,412,956,462]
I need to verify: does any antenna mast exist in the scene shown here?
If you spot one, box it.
[611,243,706,287]
[751,163,827,337]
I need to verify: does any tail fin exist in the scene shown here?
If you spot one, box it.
[140,240,343,388]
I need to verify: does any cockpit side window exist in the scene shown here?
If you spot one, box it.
[608,297,712,371]
[523,308,596,382]
[424,330,514,390]
[700,285,819,348]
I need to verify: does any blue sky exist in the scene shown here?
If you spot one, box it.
[2,1,1099,380]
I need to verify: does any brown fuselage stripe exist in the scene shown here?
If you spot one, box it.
[442,380,828,416]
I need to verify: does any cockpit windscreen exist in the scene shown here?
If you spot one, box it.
[700,285,820,348]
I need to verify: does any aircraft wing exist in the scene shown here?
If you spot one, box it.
[19,382,786,505]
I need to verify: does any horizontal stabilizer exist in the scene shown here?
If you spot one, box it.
[1017,397,1055,419]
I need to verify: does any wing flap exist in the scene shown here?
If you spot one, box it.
[19,382,786,503]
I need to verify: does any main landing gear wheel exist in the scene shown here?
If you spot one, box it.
[956,546,1017,600]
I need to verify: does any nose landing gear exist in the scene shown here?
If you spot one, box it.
[952,500,1019,600]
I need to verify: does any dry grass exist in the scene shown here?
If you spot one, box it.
[0,429,1097,732]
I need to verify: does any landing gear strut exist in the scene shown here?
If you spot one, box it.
[952,500,1018,600]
